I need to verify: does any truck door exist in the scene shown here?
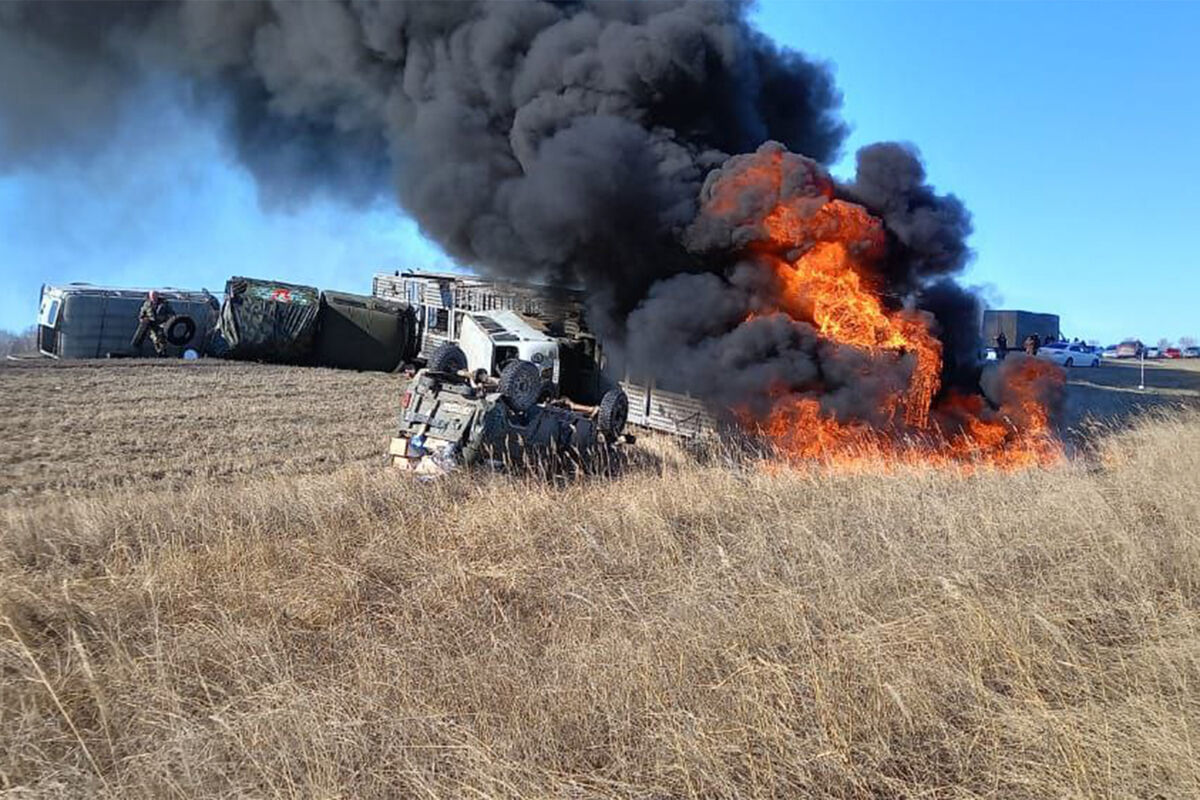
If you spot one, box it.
[36,291,62,356]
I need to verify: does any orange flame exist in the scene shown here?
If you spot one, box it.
[706,150,1062,470]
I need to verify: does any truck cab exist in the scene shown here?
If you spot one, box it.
[36,283,219,359]
[388,365,630,475]
[458,310,561,399]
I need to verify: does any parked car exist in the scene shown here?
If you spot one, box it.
[1115,340,1143,359]
[1184,347,1200,359]
[1163,347,1183,359]
[1101,344,1119,358]
[1036,341,1100,367]
[1144,347,1161,359]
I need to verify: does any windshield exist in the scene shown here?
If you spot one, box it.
[37,296,62,327]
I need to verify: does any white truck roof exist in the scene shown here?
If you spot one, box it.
[470,309,555,344]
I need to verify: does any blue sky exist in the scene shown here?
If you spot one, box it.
[1,1,1196,345]
[0,81,453,327]
[754,0,1198,345]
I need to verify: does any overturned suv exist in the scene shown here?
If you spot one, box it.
[388,344,630,475]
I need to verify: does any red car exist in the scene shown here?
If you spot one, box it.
[1164,347,1183,359]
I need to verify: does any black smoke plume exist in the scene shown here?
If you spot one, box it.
[625,141,971,424]
[0,0,993,426]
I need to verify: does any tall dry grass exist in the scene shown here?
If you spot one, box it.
[2,410,1199,798]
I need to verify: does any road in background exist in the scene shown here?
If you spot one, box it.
[1060,359,1200,432]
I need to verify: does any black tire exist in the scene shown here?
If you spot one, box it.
[428,342,467,374]
[597,388,629,437]
[1091,358,1100,368]
[498,360,542,411]
[1064,357,1073,367]
[164,315,197,346]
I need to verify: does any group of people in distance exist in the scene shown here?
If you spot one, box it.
[992,330,1041,359]
[993,330,1074,359]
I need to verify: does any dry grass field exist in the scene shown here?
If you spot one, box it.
[2,359,1199,798]
[0,360,399,506]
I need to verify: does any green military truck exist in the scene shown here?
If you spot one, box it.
[374,270,718,438]
[387,344,630,474]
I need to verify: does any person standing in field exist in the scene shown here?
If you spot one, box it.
[995,330,1008,360]
[132,290,172,356]
[1024,333,1041,356]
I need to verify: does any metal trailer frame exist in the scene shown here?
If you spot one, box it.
[373,271,584,359]
[373,270,719,438]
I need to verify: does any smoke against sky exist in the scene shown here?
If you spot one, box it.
[1,0,1196,351]
[753,1,1199,348]
[0,76,449,327]
[0,1,848,303]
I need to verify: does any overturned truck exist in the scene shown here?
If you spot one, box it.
[374,270,718,439]
[217,276,416,371]
[35,277,419,374]
[37,283,220,359]
[388,349,630,474]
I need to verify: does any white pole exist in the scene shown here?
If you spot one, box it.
[1139,350,1145,391]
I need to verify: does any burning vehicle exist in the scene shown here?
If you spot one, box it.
[6,1,1067,470]
[388,344,629,474]
[648,143,1067,468]
[375,270,719,438]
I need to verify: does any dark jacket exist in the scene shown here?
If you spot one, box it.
[139,298,172,325]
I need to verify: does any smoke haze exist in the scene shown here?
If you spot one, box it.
[0,0,998,426]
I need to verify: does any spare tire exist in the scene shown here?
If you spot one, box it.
[498,359,542,411]
[164,315,197,347]
[428,342,467,374]
[597,388,629,437]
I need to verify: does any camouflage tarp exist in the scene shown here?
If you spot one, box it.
[313,290,416,372]
[219,276,320,363]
